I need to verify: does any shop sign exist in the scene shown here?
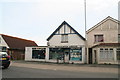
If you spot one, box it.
[54,46,79,48]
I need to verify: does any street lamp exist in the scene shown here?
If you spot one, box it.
[84,0,87,64]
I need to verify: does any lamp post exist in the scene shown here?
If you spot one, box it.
[84,0,86,39]
[84,0,87,64]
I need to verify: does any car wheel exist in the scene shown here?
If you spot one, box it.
[3,64,10,69]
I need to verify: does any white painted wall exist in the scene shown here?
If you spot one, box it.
[69,34,85,46]
[66,25,70,34]
[48,23,85,47]
[49,34,85,47]
[60,25,64,34]
[25,47,49,61]
[0,35,9,48]
[82,47,86,63]
[47,23,86,64]
[25,47,32,61]
[45,48,49,61]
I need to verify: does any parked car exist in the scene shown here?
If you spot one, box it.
[0,52,10,69]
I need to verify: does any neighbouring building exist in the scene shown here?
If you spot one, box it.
[47,21,86,64]
[0,34,38,60]
[86,16,120,64]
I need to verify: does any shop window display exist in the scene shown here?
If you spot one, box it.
[49,48,64,60]
[32,48,46,59]
[70,48,82,61]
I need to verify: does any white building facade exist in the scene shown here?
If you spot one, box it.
[25,21,86,64]
[47,21,86,64]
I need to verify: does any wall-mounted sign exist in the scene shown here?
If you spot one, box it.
[54,46,79,48]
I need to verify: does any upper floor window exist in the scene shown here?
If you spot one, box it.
[118,34,120,42]
[61,34,68,43]
[94,35,104,43]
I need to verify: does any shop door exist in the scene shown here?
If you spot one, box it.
[64,52,69,63]
[88,48,92,64]
[94,50,97,64]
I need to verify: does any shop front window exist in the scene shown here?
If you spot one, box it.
[100,48,104,59]
[32,48,46,59]
[116,48,120,60]
[49,48,82,61]
[49,48,64,60]
[108,48,114,59]
[100,48,114,60]
[70,48,82,61]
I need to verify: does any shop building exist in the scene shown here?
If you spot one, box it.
[25,21,86,63]
[25,46,49,61]
[86,16,120,64]
[47,21,86,63]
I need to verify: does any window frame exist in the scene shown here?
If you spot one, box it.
[99,48,114,60]
[116,48,120,61]
[94,35,104,43]
[61,34,68,43]
[32,48,46,59]
[118,34,120,42]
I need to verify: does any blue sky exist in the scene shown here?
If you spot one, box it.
[0,0,119,46]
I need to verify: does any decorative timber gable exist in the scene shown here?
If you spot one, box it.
[47,21,85,41]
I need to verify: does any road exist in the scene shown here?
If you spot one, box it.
[2,66,118,78]
[2,61,118,78]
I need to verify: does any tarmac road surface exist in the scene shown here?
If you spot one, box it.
[2,61,119,78]
[2,66,118,78]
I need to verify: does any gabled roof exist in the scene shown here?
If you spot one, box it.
[86,16,120,34]
[47,21,85,41]
[0,34,38,50]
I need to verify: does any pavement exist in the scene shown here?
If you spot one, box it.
[10,60,119,74]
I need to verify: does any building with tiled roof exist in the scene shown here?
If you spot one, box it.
[0,34,38,60]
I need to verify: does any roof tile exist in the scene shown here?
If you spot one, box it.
[1,34,38,50]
